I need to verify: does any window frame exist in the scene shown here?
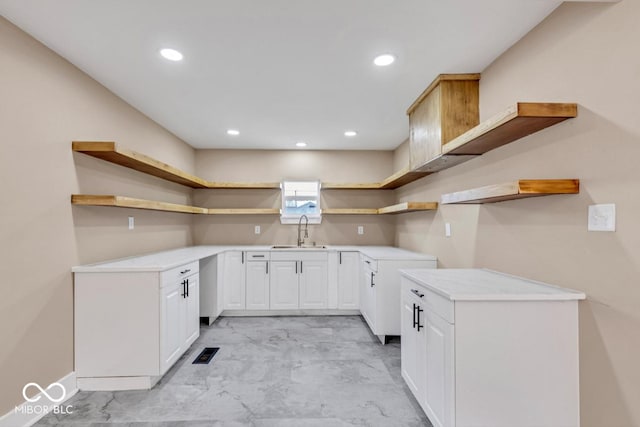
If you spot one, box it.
[280,180,322,224]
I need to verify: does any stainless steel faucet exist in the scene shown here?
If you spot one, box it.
[297,214,309,247]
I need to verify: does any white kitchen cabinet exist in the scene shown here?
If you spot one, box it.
[75,261,200,391]
[337,251,359,309]
[270,261,299,309]
[223,250,246,310]
[359,252,437,344]
[246,260,270,310]
[270,251,328,310]
[299,259,328,309]
[199,254,222,326]
[400,268,585,427]
[160,271,200,375]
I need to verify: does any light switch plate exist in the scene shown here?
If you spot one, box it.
[254,225,261,234]
[128,216,134,230]
[445,222,451,237]
[588,204,616,232]
[357,226,364,235]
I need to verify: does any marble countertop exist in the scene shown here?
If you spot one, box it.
[400,268,585,301]
[73,245,436,273]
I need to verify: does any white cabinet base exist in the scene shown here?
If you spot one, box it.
[221,309,360,317]
[76,375,161,391]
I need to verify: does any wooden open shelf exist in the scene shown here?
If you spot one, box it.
[71,195,208,214]
[440,179,580,204]
[378,202,438,214]
[323,202,438,215]
[72,142,280,189]
[322,166,430,190]
[71,195,280,215]
[442,103,577,155]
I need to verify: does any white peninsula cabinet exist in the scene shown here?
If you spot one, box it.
[74,260,200,391]
[400,268,585,427]
[358,248,437,344]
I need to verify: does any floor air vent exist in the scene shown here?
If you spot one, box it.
[192,347,219,364]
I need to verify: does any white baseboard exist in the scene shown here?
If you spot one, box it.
[0,371,78,427]
[220,309,361,317]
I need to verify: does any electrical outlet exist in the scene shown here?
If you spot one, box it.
[254,225,261,234]
[445,222,451,237]
[357,226,364,235]
[128,216,134,230]
[588,204,616,231]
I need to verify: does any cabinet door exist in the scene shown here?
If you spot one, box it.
[184,276,200,348]
[270,261,299,310]
[337,252,359,309]
[246,261,270,310]
[160,281,184,374]
[401,292,419,396]
[360,265,377,332]
[223,251,246,310]
[299,260,328,309]
[423,310,455,427]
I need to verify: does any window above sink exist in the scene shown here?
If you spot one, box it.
[280,180,322,224]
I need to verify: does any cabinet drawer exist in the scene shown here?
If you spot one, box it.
[246,251,270,261]
[361,254,378,272]
[161,261,199,287]
[402,277,454,324]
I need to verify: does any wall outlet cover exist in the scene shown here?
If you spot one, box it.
[588,204,616,232]
[445,222,452,237]
[254,225,261,234]
[128,216,134,230]
[357,226,364,235]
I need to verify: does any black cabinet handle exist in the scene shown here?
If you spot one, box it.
[416,306,424,331]
[295,261,298,274]
[365,260,371,264]
[300,261,303,274]
[370,272,375,287]
[339,252,342,264]
[411,289,425,298]
[266,262,269,274]
[412,303,417,329]
[180,269,191,274]
[182,279,187,298]
[253,255,265,258]
[241,252,244,264]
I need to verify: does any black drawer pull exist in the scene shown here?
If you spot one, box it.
[253,255,265,258]
[411,289,425,298]
[180,269,191,274]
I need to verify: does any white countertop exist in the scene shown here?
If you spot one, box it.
[73,245,436,273]
[400,268,585,301]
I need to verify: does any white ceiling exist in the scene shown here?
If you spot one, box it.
[0,0,563,150]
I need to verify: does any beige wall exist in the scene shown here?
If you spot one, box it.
[0,17,195,415]
[193,149,396,246]
[395,2,640,426]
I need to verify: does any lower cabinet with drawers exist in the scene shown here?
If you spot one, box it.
[74,261,200,391]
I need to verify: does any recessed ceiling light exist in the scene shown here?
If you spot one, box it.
[344,130,358,137]
[296,142,307,148]
[160,48,183,61]
[226,129,240,136]
[373,54,395,66]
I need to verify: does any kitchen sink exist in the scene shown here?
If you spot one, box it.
[271,245,328,249]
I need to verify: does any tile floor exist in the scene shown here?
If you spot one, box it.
[36,316,431,426]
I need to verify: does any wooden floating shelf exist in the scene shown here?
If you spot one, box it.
[440,179,580,204]
[322,166,430,190]
[73,142,280,189]
[74,141,431,191]
[323,202,438,215]
[442,103,578,155]
[71,195,208,214]
[378,202,438,214]
[71,195,280,215]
